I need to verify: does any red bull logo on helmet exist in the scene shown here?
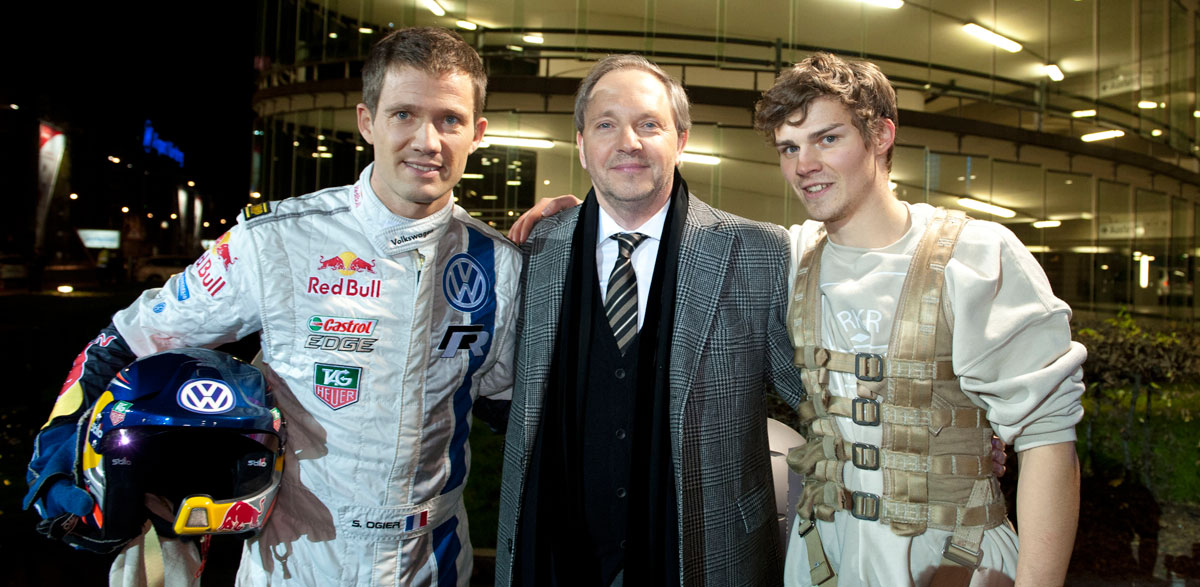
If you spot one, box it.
[218,498,264,532]
[317,251,377,276]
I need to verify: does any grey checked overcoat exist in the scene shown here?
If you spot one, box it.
[495,195,806,586]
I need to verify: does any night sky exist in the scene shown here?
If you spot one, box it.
[2,3,260,233]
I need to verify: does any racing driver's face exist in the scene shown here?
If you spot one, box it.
[357,65,486,219]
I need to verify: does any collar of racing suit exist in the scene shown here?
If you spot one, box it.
[349,163,453,257]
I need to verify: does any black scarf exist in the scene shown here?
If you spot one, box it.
[518,171,690,586]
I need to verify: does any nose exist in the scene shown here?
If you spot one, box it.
[792,145,820,176]
[617,125,642,154]
[410,120,440,154]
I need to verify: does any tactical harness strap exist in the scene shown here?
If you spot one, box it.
[786,209,1006,586]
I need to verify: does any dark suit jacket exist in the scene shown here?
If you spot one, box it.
[496,194,805,586]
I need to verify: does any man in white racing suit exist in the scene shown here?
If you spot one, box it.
[24,27,519,586]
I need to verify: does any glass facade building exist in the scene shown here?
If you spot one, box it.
[251,0,1200,318]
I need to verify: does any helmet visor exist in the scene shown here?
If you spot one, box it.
[99,427,281,507]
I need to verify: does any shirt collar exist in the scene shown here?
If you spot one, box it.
[351,163,453,256]
[596,198,670,246]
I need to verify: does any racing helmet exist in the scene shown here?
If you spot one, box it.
[79,348,285,544]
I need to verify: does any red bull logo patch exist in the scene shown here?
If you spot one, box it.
[196,253,227,297]
[317,251,377,276]
[309,252,381,298]
[218,498,264,532]
[60,334,116,397]
[210,231,237,270]
[306,277,381,298]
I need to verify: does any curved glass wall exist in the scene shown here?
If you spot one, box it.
[251,0,1200,319]
[255,0,1200,164]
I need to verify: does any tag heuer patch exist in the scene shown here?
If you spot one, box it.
[244,201,271,220]
[109,401,133,426]
[313,363,362,409]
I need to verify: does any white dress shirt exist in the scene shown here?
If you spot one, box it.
[595,201,670,331]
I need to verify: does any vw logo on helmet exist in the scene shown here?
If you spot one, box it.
[177,379,236,414]
[443,253,490,312]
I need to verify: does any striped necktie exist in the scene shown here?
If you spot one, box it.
[605,232,648,355]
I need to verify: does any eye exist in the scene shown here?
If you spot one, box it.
[394,111,410,120]
[597,122,613,129]
[820,135,838,145]
[642,121,659,129]
[779,145,799,157]
[444,115,461,126]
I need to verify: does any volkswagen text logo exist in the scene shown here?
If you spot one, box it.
[443,253,490,312]
[177,379,236,414]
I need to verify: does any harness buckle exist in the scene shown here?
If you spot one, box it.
[851,397,881,426]
[796,515,817,537]
[850,491,880,521]
[854,353,884,381]
[851,442,880,470]
[942,536,984,569]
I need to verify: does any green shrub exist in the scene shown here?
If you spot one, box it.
[1075,309,1200,504]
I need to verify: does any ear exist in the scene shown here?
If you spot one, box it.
[356,104,375,145]
[577,131,587,170]
[675,129,689,162]
[470,116,488,153]
[873,118,896,156]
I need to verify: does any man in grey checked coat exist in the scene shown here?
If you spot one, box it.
[495,54,805,586]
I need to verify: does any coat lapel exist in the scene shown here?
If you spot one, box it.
[517,208,581,450]
[669,197,733,424]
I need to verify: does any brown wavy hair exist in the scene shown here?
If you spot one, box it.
[754,52,897,170]
[361,27,487,119]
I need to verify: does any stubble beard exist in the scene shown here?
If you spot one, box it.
[591,159,673,216]
[792,180,843,225]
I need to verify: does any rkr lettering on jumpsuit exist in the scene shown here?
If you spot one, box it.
[196,253,226,296]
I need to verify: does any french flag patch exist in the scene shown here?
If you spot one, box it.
[404,510,429,532]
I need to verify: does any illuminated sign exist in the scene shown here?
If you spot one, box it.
[142,120,184,166]
[76,229,121,250]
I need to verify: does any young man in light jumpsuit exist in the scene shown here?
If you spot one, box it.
[754,53,1084,586]
[25,27,520,586]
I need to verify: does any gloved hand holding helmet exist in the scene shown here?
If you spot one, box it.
[36,348,285,553]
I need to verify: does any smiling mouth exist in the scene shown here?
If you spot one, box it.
[803,183,831,193]
[405,162,442,173]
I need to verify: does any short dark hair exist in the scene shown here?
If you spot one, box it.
[573,54,691,135]
[754,52,897,169]
[361,27,487,118]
